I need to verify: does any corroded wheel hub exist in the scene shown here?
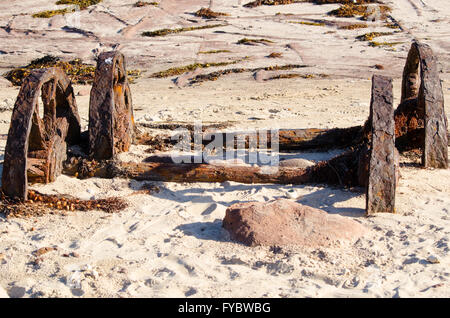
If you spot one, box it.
[2,68,81,200]
[89,51,135,160]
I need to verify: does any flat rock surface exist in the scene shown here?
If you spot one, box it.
[0,0,449,81]
[223,199,367,247]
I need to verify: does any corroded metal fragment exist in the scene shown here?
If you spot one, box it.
[366,75,396,215]
[396,42,448,168]
[418,44,448,168]
[1,68,81,200]
[89,51,135,160]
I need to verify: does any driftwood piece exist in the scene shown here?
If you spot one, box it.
[89,51,135,160]
[366,75,396,215]
[1,68,81,200]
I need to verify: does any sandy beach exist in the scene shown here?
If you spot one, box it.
[0,0,449,298]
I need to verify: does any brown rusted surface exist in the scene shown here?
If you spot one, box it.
[62,148,370,187]
[63,156,313,184]
[89,51,135,160]
[1,68,81,200]
[395,42,448,168]
[418,45,448,168]
[366,75,396,215]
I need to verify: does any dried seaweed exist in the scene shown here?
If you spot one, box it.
[3,55,142,86]
[198,50,232,54]
[194,8,229,18]
[237,38,274,45]
[0,190,127,218]
[55,0,103,10]
[142,24,226,37]
[288,20,325,26]
[244,0,296,8]
[328,3,391,19]
[32,8,74,18]
[264,73,328,80]
[356,31,393,41]
[33,0,103,18]
[267,52,283,58]
[134,1,158,7]
[188,64,309,85]
[369,41,403,47]
[338,23,368,30]
[244,0,377,8]
[149,60,243,78]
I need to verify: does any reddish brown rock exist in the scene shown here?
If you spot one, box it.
[223,199,367,247]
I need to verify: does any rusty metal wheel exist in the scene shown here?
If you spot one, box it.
[89,51,135,160]
[396,42,448,168]
[2,68,81,200]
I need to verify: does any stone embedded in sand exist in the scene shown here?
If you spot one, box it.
[223,199,367,247]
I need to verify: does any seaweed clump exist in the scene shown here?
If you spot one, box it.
[134,1,158,7]
[265,73,328,81]
[55,0,103,9]
[194,8,230,18]
[0,190,127,218]
[4,56,96,86]
[188,64,309,85]
[328,4,391,19]
[150,60,243,78]
[244,0,296,8]
[4,55,142,86]
[338,23,368,30]
[267,52,283,58]
[32,8,73,18]
[356,31,393,41]
[142,24,226,37]
[33,0,103,18]
[369,41,403,47]
[288,20,325,26]
[198,50,232,54]
[237,38,274,45]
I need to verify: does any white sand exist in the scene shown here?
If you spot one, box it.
[0,0,449,298]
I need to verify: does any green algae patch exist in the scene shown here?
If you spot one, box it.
[142,24,226,37]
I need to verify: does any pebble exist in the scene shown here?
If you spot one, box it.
[427,255,440,264]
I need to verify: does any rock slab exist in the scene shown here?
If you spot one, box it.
[223,199,367,247]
